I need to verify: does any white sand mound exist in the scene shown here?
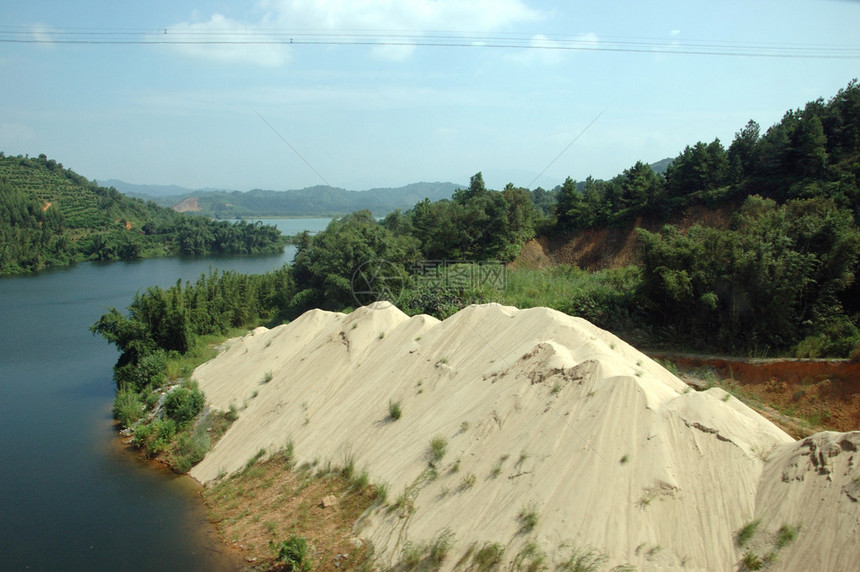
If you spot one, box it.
[189,303,860,571]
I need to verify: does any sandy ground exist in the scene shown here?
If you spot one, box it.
[190,303,860,571]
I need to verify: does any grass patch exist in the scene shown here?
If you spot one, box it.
[204,447,377,571]
[556,545,608,572]
[113,386,145,428]
[271,535,312,572]
[776,524,800,548]
[470,542,505,571]
[428,436,448,466]
[741,551,763,571]
[388,399,402,421]
[517,503,539,534]
[737,519,760,547]
[458,473,477,491]
[490,459,504,478]
[511,541,546,572]
[428,528,456,567]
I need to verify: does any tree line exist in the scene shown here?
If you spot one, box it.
[95,80,860,372]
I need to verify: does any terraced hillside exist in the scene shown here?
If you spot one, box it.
[0,153,286,275]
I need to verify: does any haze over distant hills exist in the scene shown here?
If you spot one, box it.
[100,179,463,218]
[101,158,673,219]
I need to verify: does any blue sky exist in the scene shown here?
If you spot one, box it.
[1,1,858,191]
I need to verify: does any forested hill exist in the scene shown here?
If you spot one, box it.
[104,180,461,217]
[0,154,286,275]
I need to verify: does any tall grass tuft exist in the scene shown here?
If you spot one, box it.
[388,399,402,420]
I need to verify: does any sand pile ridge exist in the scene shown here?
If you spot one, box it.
[190,303,860,571]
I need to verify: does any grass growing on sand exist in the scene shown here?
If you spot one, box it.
[428,436,448,466]
[388,399,402,421]
[517,503,539,534]
[203,448,380,570]
[737,519,760,547]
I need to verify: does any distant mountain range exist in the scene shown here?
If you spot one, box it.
[99,179,463,218]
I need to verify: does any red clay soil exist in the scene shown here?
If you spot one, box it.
[172,197,201,212]
[520,203,735,271]
[652,353,860,435]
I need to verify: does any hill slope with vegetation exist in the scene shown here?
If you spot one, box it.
[0,154,286,275]
[107,179,461,218]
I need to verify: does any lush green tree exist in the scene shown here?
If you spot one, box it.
[792,114,829,178]
[618,161,664,211]
[501,183,538,252]
[639,195,860,354]
[407,176,536,261]
[666,139,730,197]
[554,177,585,232]
[290,210,418,310]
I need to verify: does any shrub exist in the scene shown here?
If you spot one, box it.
[272,536,312,572]
[173,428,210,472]
[113,387,145,428]
[132,423,151,448]
[163,383,205,427]
[225,402,239,422]
[143,418,177,456]
[114,350,168,392]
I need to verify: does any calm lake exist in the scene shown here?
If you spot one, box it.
[0,218,331,571]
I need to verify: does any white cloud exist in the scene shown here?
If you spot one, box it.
[507,32,600,66]
[169,0,542,65]
[30,23,56,46]
[165,13,291,67]
[261,0,540,32]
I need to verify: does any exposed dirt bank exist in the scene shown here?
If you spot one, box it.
[651,353,860,436]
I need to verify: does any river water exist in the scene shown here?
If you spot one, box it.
[0,218,330,571]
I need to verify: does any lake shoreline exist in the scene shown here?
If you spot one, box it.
[108,422,248,570]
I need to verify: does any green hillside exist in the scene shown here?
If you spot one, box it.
[0,154,286,275]
[108,180,461,217]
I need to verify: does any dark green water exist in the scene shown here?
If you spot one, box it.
[0,219,330,571]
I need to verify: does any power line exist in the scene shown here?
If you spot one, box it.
[2,27,859,59]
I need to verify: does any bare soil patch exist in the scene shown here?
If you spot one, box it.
[655,353,860,437]
[202,452,376,571]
